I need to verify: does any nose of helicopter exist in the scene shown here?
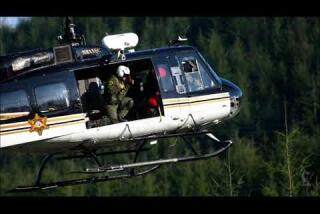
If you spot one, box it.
[220,78,243,118]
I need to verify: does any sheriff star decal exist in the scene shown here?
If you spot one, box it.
[28,114,49,136]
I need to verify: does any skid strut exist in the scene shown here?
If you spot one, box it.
[9,132,232,193]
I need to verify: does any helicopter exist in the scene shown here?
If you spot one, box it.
[0,17,242,192]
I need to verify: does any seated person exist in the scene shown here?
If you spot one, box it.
[103,65,134,123]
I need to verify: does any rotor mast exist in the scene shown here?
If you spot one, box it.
[57,17,86,46]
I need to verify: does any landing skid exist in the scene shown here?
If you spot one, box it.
[10,165,160,192]
[9,131,232,193]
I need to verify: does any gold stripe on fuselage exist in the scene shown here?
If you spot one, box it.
[0,122,30,130]
[0,120,85,136]
[0,112,30,121]
[162,93,229,105]
[0,114,85,131]
[47,114,85,123]
[164,98,230,108]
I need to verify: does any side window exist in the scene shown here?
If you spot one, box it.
[197,51,221,86]
[35,82,70,113]
[180,56,204,92]
[0,90,30,113]
[155,63,175,93]
[178,53,216,93]
[197,61,216,89]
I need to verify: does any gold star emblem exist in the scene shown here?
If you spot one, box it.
[28,113,49,136]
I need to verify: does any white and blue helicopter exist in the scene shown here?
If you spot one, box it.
[0,17,242,192]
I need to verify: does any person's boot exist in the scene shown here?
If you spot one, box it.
[118,116,128,122]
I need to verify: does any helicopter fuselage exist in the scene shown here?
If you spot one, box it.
[0,45,242,154]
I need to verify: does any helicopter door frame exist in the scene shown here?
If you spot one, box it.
[167,54,191,117]
[152,54,192,120]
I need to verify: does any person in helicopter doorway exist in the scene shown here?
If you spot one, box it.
[104,65,134,124]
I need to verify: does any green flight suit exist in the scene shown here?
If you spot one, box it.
[104,74,133,123]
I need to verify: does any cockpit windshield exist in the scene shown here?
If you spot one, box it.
[174,50,221,93]
[196,51,222,86]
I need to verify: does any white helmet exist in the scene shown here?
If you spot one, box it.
[116,65,130,77]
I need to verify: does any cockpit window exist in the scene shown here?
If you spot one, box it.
[177,51,218,93]
[182,59,199,73]
[35,82,70,113]
[197,51,222,86]
[155,63,175,93]
[180,56,204,92]
[0,90,30,113]
[197,60,216,89]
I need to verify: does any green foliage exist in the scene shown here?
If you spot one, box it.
[1,17,320,196]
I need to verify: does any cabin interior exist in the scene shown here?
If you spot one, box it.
[74,58,164,128]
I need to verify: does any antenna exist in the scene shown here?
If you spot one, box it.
[57,17,86,46]
[168,25,190,46]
